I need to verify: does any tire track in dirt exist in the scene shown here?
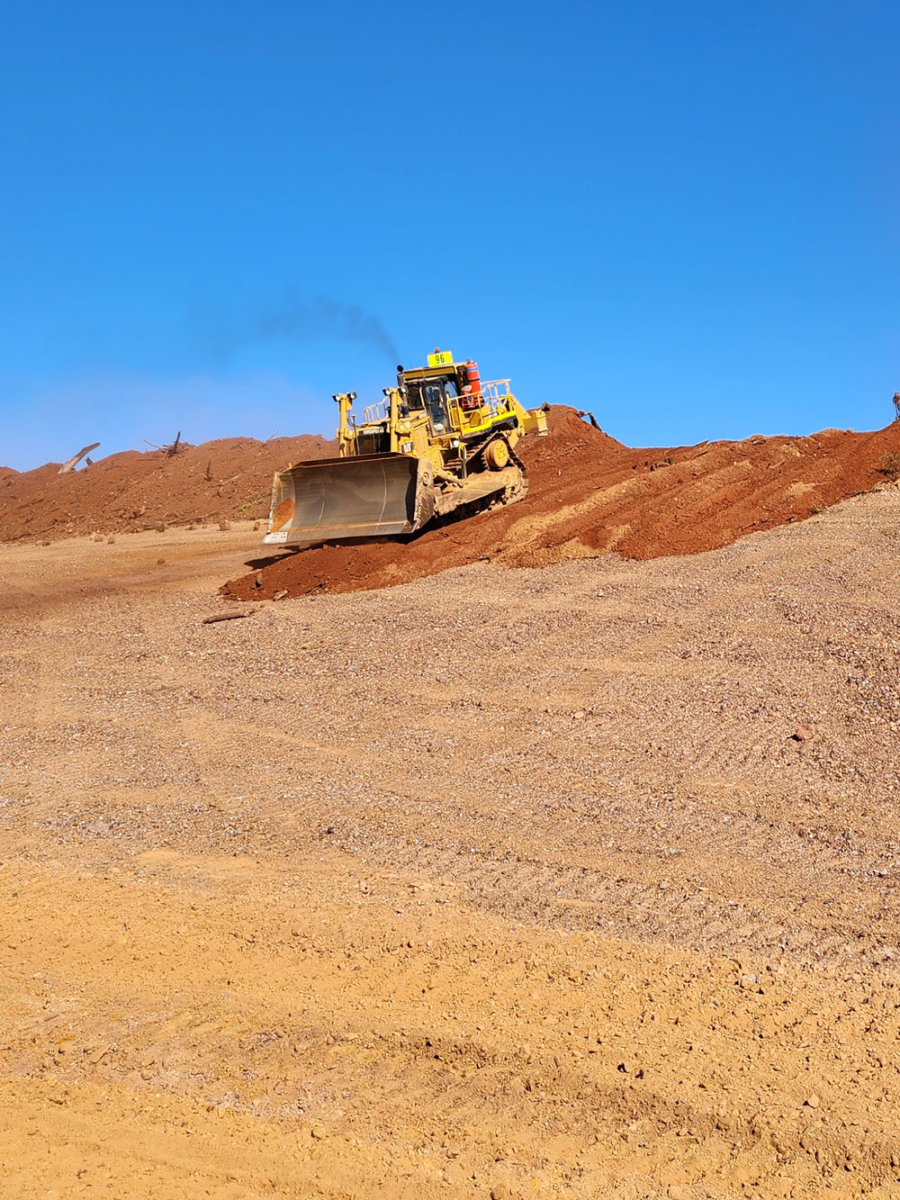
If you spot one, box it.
[5,856,900,1198]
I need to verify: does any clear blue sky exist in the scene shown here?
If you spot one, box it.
[1,0,898,469]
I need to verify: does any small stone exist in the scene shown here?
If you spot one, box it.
[273,589,289,601]
[668,1187,688,1200]
[491,1186,511,1200]
[805,1093,820,1108]
[157,558,165,565]
[311,1123,327,1139]
[156,522,167,532]
[107,536,115,544]
[252,521,260,531]
[219,520,232,531]
[573,710,586,721]
[793,722,816,741]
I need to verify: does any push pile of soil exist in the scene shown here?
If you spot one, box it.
[0,435,334,542]
[223,406,900,600]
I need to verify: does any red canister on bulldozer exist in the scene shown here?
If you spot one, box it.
[461,360,482,411]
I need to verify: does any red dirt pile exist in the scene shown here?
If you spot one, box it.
[0,435,334,542]
[223,406,900,600]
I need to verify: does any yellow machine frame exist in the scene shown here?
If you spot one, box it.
[263,351,547,547]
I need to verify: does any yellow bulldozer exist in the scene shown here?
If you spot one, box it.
[262,350,547,547]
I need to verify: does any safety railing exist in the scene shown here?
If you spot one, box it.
[363,401,389,424]
[478,379,512,405]
[359,381,515,429]
[468,379,514,417]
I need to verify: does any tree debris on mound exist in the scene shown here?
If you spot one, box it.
[222,406,900,600]
[58,441,101,475]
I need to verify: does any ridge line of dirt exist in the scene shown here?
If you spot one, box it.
[222,406,900,600]
[0,433,336,543]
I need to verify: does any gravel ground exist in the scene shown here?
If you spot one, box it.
[2,495,900,1198]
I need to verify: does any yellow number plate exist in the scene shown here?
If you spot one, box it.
[427,350,454,368]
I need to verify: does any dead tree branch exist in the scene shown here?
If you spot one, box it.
[58,443,101,475]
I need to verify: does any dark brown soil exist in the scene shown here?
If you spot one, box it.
[0,435,334,542]
[222,406,900,600]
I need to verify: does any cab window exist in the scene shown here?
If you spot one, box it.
[424,384,448,432]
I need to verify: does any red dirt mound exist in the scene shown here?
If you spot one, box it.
[0,435,335,542]
[222,406,900,600]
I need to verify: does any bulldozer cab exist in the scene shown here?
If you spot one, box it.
[403,375,458,435]
[423,381,453,433]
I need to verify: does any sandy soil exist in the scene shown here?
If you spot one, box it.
[3,501,900,1198]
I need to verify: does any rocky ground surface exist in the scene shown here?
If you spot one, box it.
[2,496,900,1198]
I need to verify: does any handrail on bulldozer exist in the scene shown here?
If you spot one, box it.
[479,379,512,399]
[477,379,514,410]
[363,401,389,424]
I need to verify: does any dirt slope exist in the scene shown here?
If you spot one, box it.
[0,434,334,542]
[4,496,900,1197]
[6,407,900,594]
[224,407,900,600]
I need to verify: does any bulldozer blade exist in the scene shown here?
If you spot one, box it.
[262,454,423,547]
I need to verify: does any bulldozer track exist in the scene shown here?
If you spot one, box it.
[506,437,527,476]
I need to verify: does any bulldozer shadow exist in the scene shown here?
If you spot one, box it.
[241,533,413,570]
[241,550,301,570]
